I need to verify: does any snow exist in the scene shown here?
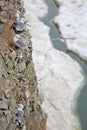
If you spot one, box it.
[54,0,87,61]
[23,0,84,130]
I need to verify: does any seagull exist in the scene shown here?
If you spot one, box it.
[16,104,24,128]
[15,18,25,32]
[13,34,27,49]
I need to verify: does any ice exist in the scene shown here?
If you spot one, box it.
[24,0,84,130]
[54,0,87,61]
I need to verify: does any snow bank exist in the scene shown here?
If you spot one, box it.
[54,0,87,61]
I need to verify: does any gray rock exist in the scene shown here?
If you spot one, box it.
[18,62,26,72]
[0,91,2,100]
[0,23,5,34]
[0,100,8,110]
[0,55,7,78]
[4,90,12,99]
[15,10,20,20]
[0,110,3,117]
[0,117,7,130]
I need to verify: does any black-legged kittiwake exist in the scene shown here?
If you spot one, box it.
[14,34,27,49]
[16,18,25,32]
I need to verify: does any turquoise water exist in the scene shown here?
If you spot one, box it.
[40,0,66,51]
[41,0,87,130]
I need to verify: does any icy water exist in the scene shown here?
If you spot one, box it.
[41,0,87,130]
[40,0,66,51]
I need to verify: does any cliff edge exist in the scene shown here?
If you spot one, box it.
[0,0,47,130]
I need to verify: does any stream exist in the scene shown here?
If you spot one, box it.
[41,0,87,130]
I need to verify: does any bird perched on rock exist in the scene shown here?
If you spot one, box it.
[15,18,25,32]
[16,104,24,128]
[13,34,27,49]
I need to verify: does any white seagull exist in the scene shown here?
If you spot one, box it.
[14,34,27,49]
[16,18,25,32]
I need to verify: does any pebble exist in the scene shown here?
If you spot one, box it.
[0,100,8,110]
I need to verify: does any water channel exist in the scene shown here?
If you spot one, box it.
[40,0,87,130]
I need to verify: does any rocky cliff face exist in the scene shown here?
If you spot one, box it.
[0,0,47,130]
